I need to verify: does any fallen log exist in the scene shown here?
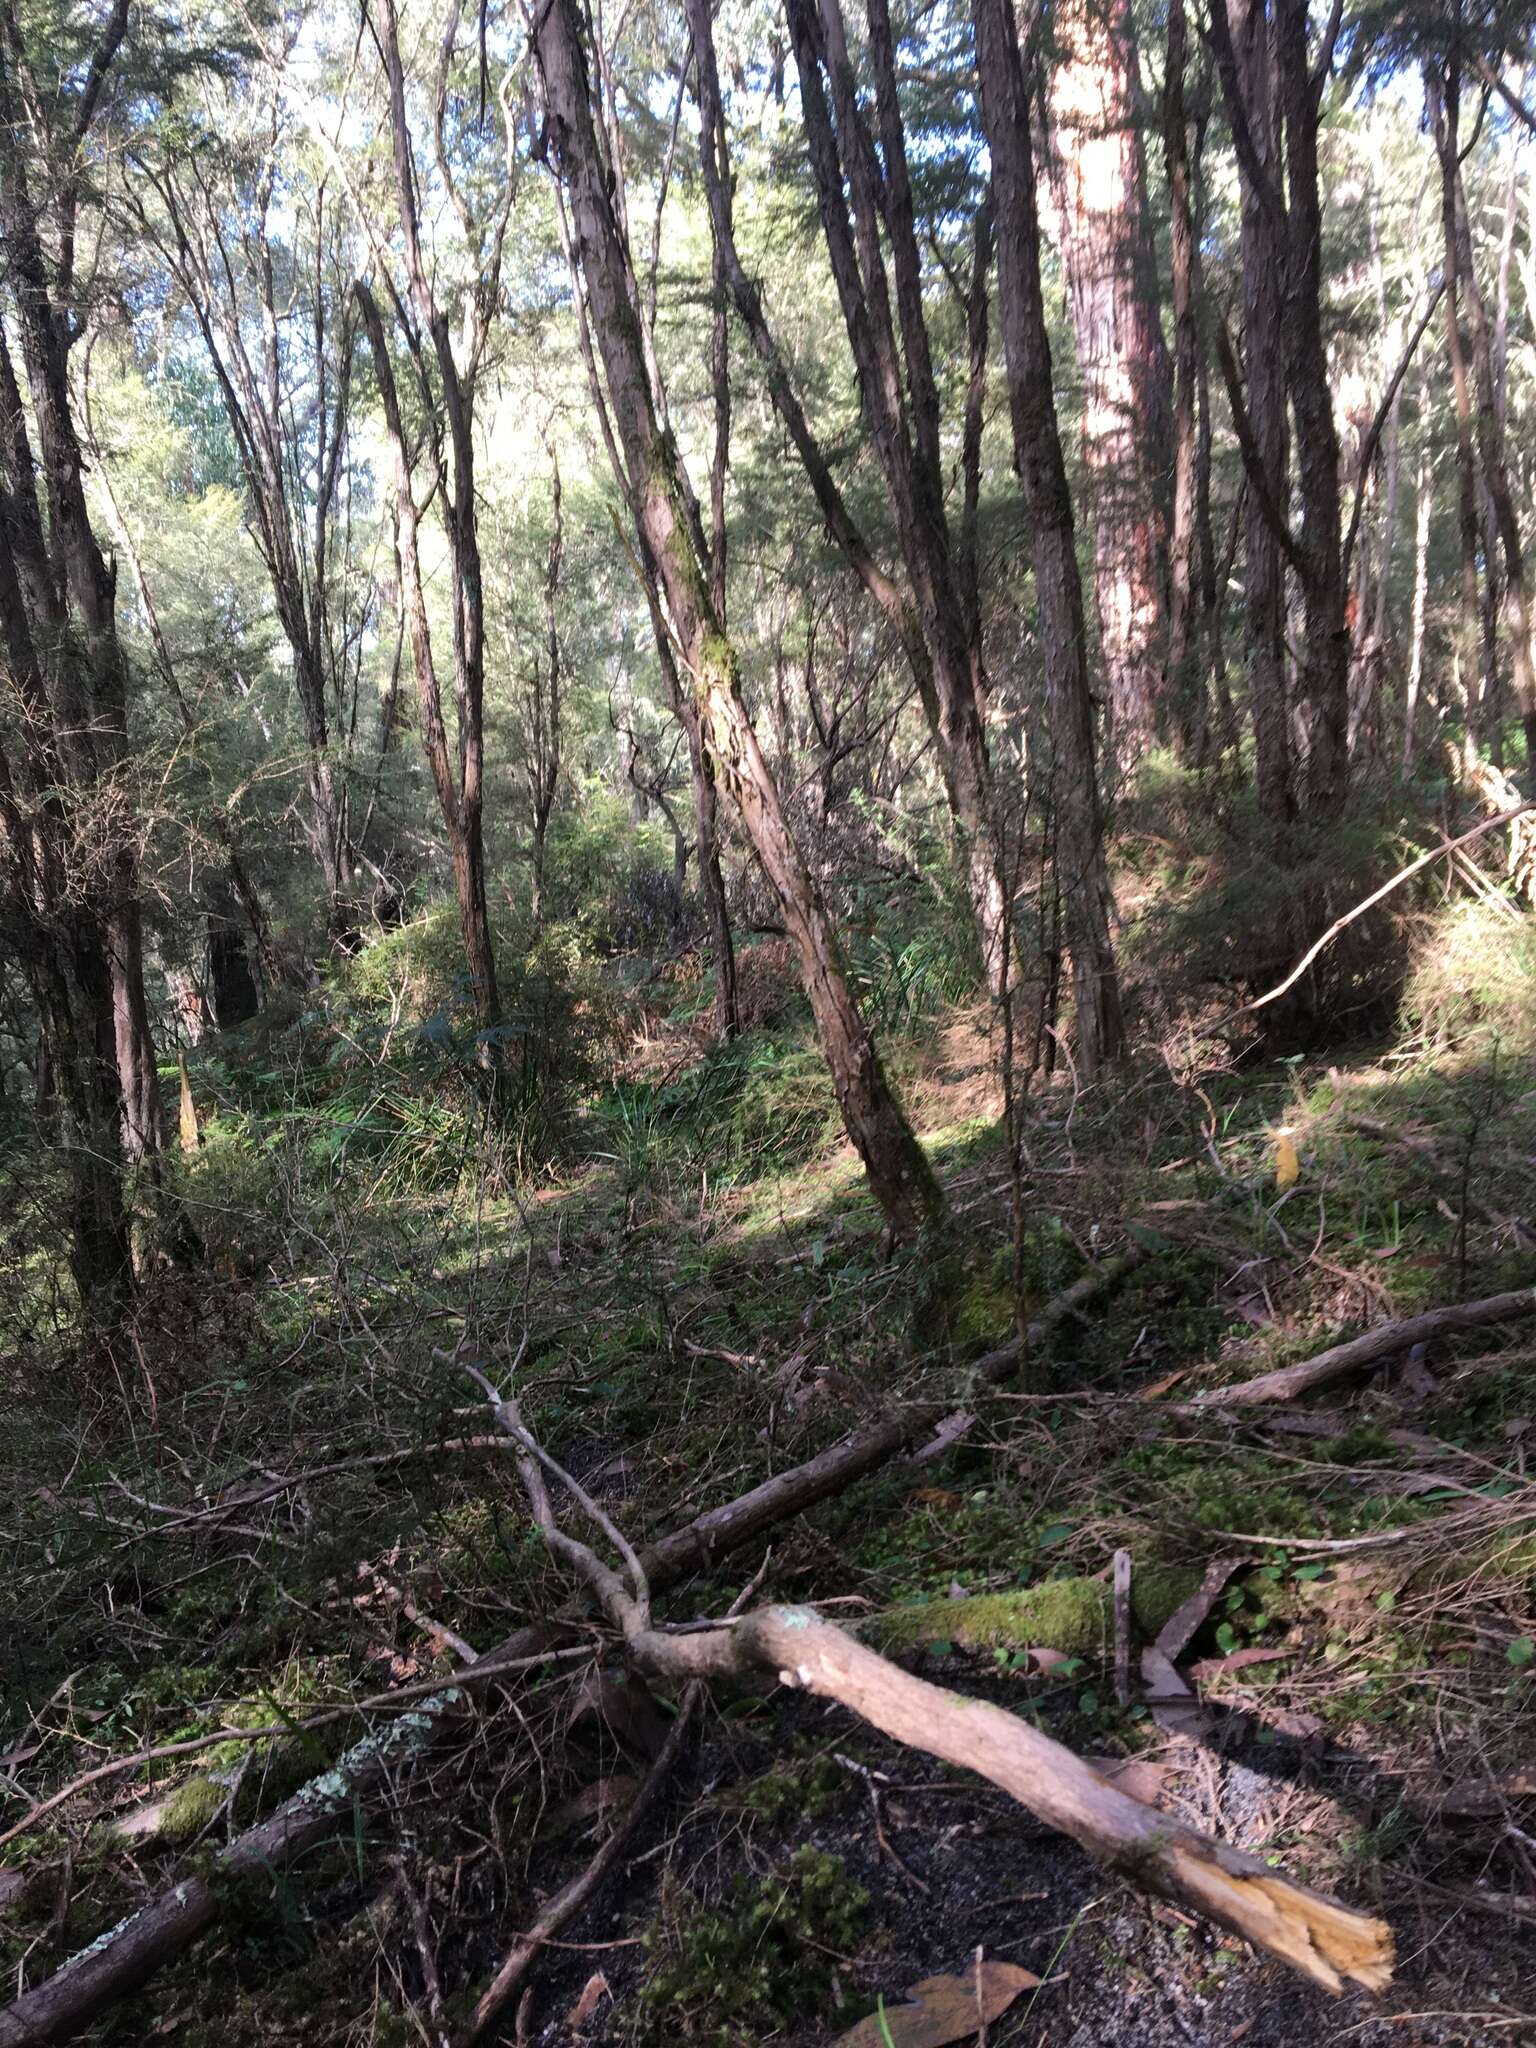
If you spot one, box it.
[0,1253,1145,2045]
[1196,1287,1536,1407]
[652,1606,1392,1995]
[464,1381,1393,2031]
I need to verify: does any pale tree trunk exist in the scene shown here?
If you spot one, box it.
[1429,50,1536,764]
[1404,445,1431,772]
[535,0,944,1241]
[352,0,511,1036]
[973,0,1125,1075]
[1046,0,1173,765]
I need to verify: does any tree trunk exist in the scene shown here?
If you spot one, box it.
[1046,0,1173,764]
[1274,0,1348,819]
[1227,0,1293,821]
[973,0,1125,1075]
[536,0,943,1240]
[1163,0,1203,749]
[1404,446,1431,772]
[1431,65,1536,764]
[696,0,1013,1005]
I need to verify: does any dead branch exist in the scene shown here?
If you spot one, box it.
[463,1687,700,2043]
[474,1383,1393,1998]
[1214,805,1536,1028]
[0,1253,1144,2044]
[1196,1287,1536,1407]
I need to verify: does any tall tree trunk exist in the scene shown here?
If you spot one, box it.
[1430,57,1536,764]
[1273,0,1348,818]
[535,0,943,1241]
[973,0,1125,1075]
[1163,0,1203,749]
[1229,0,1292,819]
[693,0,1012,1006]
[1046,0,1174,765]
[1404,444,1431,772]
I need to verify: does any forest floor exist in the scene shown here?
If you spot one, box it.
[4,912,1536,2046]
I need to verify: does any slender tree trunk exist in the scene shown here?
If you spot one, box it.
[1163,0,1203,749]
[1404,446,1431,772]
[1274,0,1348,818]
[536,0,943,1240]
[1230,0,1293,820]
[1435,82,1536,762]
[1046,0,1173,764]
[974,0,1124,1074]
[695,0,1012,1006]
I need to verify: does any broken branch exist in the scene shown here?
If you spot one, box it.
[1196,1287,1536,1407]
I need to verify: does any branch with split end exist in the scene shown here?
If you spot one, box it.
[491,1403,1392,1998]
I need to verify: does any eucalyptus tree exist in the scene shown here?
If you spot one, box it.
[533,0,946,1241]
[0,0,175,1300]
[126,84,370,944]
[972,0,1126,1074]
[1209,0,1352,820]
[1045,0,1175,761]
[688,0,1017,1010]
[352,0,522,1034]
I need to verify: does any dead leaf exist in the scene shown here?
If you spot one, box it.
[1273,1130,1301,1189]
[1090,1756,1172,1806]
[1259,1706,1324,1740]
[1155,1555,1246,1663]
[833,1959,1039,2047]
[568,1671,669,1760]
[1141,1645,1206,1740]
[565,1970,610,2029]
[1138,1366,1190,1400]
[1188,1646,1293,1683]
[547,1774,639,1835]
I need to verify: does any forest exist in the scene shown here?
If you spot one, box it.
[1,0,1535,2037]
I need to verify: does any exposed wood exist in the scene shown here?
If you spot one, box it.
[473,1386,1393,1999]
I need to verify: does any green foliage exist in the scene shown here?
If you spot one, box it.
[1398,897,1536,1054]
[639,1848,870,2042]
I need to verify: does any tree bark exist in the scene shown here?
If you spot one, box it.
[1163,0,1203,750]
[1047,0,1174,763]
[694,0,1013,1005]
[536,0,943,1240]
[1274,0,1348,817]
[972,0,1125,1074]
[1428,51,1536,765]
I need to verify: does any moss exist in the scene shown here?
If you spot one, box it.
[723,1747,851,1824]
[872,1564,1201,1659]
[155,1771,228,1840]
[638,1847,869,2042]
[1130,1564,1202,1636]
[873,1578,1112,1655]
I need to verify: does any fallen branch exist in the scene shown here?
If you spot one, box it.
[1213,805,1536,1028]
[464,1687,701,2042]
[0,1253,1145,2044]
[1196,1287,1536,1407]
[470,1380,1393,2002]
